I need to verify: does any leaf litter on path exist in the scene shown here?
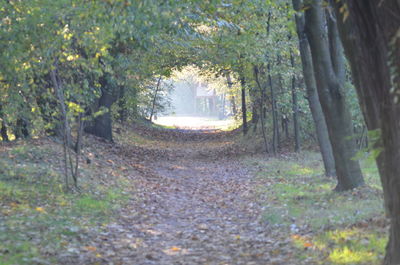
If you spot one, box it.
[66,125,309,265]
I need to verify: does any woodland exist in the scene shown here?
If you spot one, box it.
[0,0,399,264]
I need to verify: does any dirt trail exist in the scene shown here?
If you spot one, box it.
[75,128,299,265]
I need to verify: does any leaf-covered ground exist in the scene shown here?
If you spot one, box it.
[0,121,388,264]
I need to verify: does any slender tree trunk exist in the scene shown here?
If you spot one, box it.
[268,63,278,155]
[0,105,9,142]
[50,67,73,189]
[305,0,364,190]
[240,75,248,135]
[333,0,400,263]
[282,117,289,140]
[249,68,260,130]
[253,65,269,153]
[293,0,336,176]
[118,85,127,123]
[149,75,162,121]
[290,50,300,152]
[226,73,237,117]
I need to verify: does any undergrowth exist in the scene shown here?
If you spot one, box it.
[0,141,131,264]
[248,151,387,265]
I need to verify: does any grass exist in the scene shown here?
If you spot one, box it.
[248,151,387,264]
[0,140,131,264]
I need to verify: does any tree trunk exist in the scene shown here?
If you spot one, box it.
[240,75,248,135]
[15,118,29,139]
[305,0,364,190]
[118,85,127,123]
[253,65,270,153]
[333,0,400,263]
[149,75,162,121]
[0,105,9,142]
[1,121,8,142]
[268,63,278,155]
[226,73,237,117]
[292,0,336,176]
[282,116,289,140]
[290,50,300,152]
[85,75,115,142]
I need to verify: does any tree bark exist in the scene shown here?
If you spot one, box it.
[85,75,115,142]
[240,75,248,135]
[118,85,127,123]
[268,63,278,155]
[1,121,8,141]
[333,0,400,263]
[225,73,237,117]
[0,105,9,142]
[290,50,300,152]
[292,0,336,176]
[305,0,364,190]
[253,65,270,153]
[149,75,162,121]
[14,118,29,139]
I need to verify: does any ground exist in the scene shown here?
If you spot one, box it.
[0,118,388,264]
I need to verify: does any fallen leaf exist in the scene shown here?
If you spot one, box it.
[171,246,181,252]
[84,246,97,252]
[35,207,46,213]
[303,242,313,248]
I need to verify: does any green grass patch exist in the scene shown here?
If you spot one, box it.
[0,142,131,264]
[248,151,386,264]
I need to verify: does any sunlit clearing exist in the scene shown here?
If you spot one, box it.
[153,66,236,130]
[154,116,234,130]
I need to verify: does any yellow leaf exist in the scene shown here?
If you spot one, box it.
[170,246,181,252]
[35,207,46,213]
[95,253,102,258]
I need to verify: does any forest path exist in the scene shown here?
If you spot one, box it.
[78,126,299,265]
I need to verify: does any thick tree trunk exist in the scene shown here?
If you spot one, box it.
[305,0,364,190]
[14,118,29,139]
[333,0,400,263]
[85,75,115,142]
[240,75,248,135]
[292,0,336,176]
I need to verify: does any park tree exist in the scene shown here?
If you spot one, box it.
[303,0,364,190]
[292,0,336,177]
[332,0,400,263]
